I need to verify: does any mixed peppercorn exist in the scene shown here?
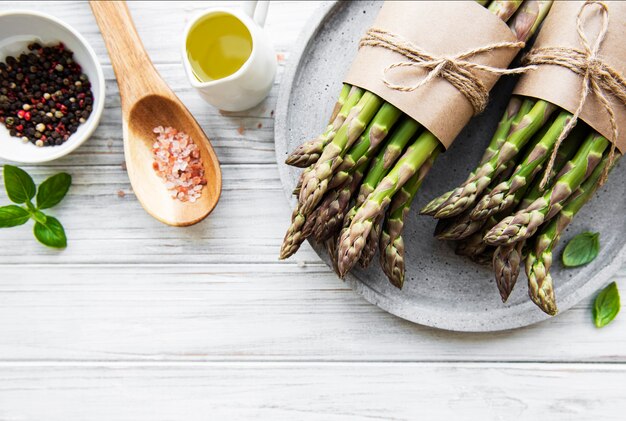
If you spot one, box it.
[0,42,94,147]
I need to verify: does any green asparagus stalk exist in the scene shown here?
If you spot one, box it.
[421,98,534,217]
[470,112,578,221]
[279,205,308,260]
[328,84,352,124]
[421,0,554,220]
[491,127,580,301]
[455,217,499,261]
[313,161,366,242]
[350,118,422,269]
[429,100,557,219]
[485,132,610,246]
[526,152,617,315]
[480,97,529,164]
[313,105,404,243]
[380,148,440,288]
[355,119,421,207]
[336,119,422,258]
[299,91,384,216]
[492,241,525,301]
[435,129,547,242]
[285,85,362,168]
[337,131,440,277]
[281,0,554,263]
[359,213,384,269]
[488,1,524,22]
[509,1,553,43]
[328,102,403,190]
[420,98,532,217]
[280,92,384,258]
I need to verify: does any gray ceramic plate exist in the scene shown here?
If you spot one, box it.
[274,1,625,331]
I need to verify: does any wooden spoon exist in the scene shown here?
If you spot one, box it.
[90,1,221,226]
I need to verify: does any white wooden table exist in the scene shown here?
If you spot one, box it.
[0,2,624,419]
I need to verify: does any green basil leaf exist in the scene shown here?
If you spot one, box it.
[31,209,47,225]
[36,172,72,209]
[593,282,620,328]
[562,232,600,267]
[33,215,67,248]
[0,205,30,228]
[3,165,36,204]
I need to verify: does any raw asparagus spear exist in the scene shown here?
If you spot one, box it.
[380,148,440,288]
[280,92,384,257]
[492,241,525,301]
[485,133,610,246]
[420,98,532,217]
[480,97,528,164]
[488,1,523,22]
[455,217,499,261]
[313,161,366,242]
[328,83,352,123]
[422,0,554,219]
[328,102,403,190]
[337,131,440,277]
[509,1,553,43]
[299,91,384,216]
[491,130,581,301]
[335,119,421,256]
[286,85,363,168]
[421,98,534,217]
[526,153,616,315]
[279,205,309,260]
[435,125,549,242]
[350,118,422,268]
[431,100,557,219]
[355,118,422,208]
[359,213,383,269]
[470,112,577,221]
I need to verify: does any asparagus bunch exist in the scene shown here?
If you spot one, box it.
[280,0,553,288]
[335,1,553,277]
[424,89,620,314]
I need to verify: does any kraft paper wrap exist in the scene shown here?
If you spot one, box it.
[514,1,626,152]
[344,1,521,149]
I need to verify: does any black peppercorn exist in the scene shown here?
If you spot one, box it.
[0,42,93,147]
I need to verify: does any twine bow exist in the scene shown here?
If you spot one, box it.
[523,1,626,187]
[359,28,534,115]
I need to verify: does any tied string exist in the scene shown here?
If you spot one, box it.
[359,28,534,115]
[523,1,626,187]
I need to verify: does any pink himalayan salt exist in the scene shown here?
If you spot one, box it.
[152,126,207,202]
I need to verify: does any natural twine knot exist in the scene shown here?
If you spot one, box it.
[523,1,626,187]
[359,28,534,115]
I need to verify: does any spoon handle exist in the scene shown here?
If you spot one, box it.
[90,0,166,108]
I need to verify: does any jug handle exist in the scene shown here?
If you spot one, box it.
[242,1,269,27]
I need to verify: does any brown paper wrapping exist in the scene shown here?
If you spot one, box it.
[513,1,626,152]
[344,1,521,149]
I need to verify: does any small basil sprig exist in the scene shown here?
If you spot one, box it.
[593,282,620,328]
[0,165,71,248]
[562,231,600,267]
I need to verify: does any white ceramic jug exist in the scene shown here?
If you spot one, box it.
[181,1,276,112]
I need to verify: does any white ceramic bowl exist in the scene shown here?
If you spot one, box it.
[0,10,105,163]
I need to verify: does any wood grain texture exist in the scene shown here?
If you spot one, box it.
[0,1,624,418]
[0,264,623,362]
[89,0,222,226]
[0,363,624,421]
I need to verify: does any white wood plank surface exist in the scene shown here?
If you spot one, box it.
[0,264,624,363]
[0,1,624,419]
[0,363,624,421]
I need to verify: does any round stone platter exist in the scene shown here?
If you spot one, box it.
[274,1,626,331]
